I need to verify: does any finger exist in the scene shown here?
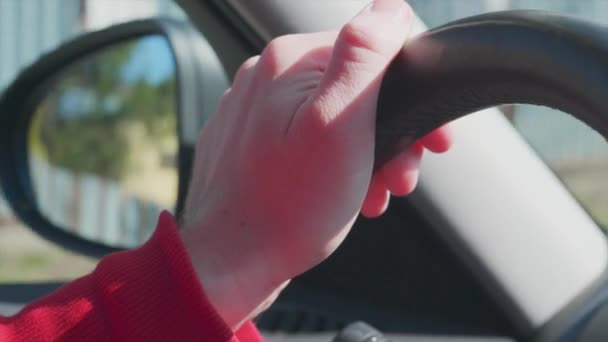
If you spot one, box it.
[305,0,412,125]
[381,142,423,196]
[361,172,390,218]
[420,123,453,153]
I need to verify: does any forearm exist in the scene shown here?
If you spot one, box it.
[180,212,290,331]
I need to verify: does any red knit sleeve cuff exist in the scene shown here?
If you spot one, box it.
[2,211,245,342]
[92,210,236,341]
[154,212,264,342]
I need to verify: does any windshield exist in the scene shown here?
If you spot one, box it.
[409,0,608,230]
[0,0,606,286]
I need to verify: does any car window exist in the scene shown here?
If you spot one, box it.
[3,0,607,284]
[0,0,186,283]
[409,0,608,230]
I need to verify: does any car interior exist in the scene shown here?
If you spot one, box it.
[1,1,608,341]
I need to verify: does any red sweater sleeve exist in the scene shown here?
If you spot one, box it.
[0,211,264,342]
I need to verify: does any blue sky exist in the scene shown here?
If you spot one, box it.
[121,35,175,85]
[57,35,175,118]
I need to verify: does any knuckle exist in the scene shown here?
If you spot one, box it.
[259,44,280,75]
[217,87,233,109]
[261,35,290,60]
[240,55,260,72]
[234,55,259,83]
[259,34,301,74]
[339,21,382,54]
[337,21,394,64]
[267,34,298,52]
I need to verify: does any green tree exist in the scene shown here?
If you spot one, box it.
[35,36,177,181]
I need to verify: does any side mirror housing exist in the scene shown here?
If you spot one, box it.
[0,19,229,257]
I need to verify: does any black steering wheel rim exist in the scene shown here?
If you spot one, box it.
[375,10,608,168]
[375,10,608,341]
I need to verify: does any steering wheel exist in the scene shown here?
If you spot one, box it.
[376,10,608,167]
[373,9,608,342]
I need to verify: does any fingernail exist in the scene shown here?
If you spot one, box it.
[371,0,404,13]
[369,0,410,24]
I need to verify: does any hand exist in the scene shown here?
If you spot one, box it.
[179,0,452,330]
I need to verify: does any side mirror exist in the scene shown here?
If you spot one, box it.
[0,19,229,256]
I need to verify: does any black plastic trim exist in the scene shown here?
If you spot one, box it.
[175,0,262,78]
[0,282,65,304]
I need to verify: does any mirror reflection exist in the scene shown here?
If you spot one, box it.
[28,35,178,249]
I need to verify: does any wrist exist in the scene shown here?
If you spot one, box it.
[179,217,289,331]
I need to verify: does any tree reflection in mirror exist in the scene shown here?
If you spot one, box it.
[28,35,178,249]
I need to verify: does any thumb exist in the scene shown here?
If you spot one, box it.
[307,0,412,125]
